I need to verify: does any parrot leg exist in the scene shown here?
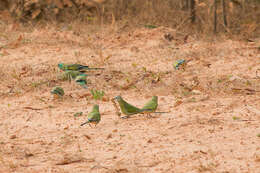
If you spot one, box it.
[121,115,130,119]
[146,113,153,118]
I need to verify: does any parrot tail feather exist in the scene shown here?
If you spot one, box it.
[153,111,170,114]
[87,68,105,70]
[80,121,89,126]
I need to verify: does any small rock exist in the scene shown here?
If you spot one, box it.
[10,135,16,139]
[192,90,202,95]
[102,96,109,102]
[147,139,152,143]
[25,152,34,158]
[84,135,91,140]
[107,133,112,139]
[174,100,183,107]
[64,126,69,130]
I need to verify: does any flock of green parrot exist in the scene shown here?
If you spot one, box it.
[51,60,186,127]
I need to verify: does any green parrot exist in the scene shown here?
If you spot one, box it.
[141,96,168,117]
[113,96,152,118]
[141,96,158,114]
[58,63,104,72]
[173,59,186,70]
[51,86,64,98]
[75,74,88,89]
[80,104,101,127]
[58,70,84,81]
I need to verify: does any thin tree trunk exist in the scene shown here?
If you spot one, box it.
[190,0,196,23]
[222,0,228,27]
[214,0,217,33]
[184,0,189,10]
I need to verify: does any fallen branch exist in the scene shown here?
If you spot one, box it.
[23,106,43,110]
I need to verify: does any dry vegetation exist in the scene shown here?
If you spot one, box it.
[0,0,260,172]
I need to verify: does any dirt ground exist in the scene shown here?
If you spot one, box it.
[0,23,260,173]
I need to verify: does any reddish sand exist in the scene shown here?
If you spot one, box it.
[0,24,260,173]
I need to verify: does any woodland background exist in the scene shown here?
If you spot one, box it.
[0,0,259,37]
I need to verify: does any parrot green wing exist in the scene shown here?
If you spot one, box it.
[115,96,143,115]
[59,63,104,72]
[87,104,100,122]
[75,75,88,89]
[59,70,82,81]
[66,64,82,71]
[81,105,101,126]
[88,111,101,122]
[51,86,64,97]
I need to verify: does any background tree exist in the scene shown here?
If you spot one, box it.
[190,0,196,23]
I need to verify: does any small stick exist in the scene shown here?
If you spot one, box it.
[23,106,43,111]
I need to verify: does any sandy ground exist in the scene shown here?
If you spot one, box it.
[0,23,260,173]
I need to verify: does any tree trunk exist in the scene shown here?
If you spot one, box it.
[214,0,217,33]
[222,0,228,27]
[190,0,196,23]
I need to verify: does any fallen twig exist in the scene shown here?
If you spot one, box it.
[23,106,43,110]
[256,69,260,79]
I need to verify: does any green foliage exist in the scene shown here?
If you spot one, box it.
[74,112,83,117]
[232,116,240,120]
[90,89,105,100]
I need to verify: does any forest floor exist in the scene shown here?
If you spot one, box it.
[0,22,260,173]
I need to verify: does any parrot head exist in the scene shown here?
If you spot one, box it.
[58,63,64,70]
[51,86,64,96]
[114,95,122,101]
[92,104,99,111]
[152,96,158,102]
[173,59,186,69]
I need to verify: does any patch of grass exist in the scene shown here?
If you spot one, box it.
[74,51,81,57]
[10,70,21,81]
[74,112,83,117]
[31,81,43,88]
[188,97,196,102]
[132,63,137,68]
[245,80,252,86]
[90,89,105,100]
[217,79,223,83]
[196,162,218,172]
[232,116,240,120]
[182,90,192,96]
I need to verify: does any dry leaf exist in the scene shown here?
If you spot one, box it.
[174,100,183,107]
[63,0,73,7]
[54,0,63,8]
[31,9,41,19]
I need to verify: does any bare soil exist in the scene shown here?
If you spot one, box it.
[0,24,260,173]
